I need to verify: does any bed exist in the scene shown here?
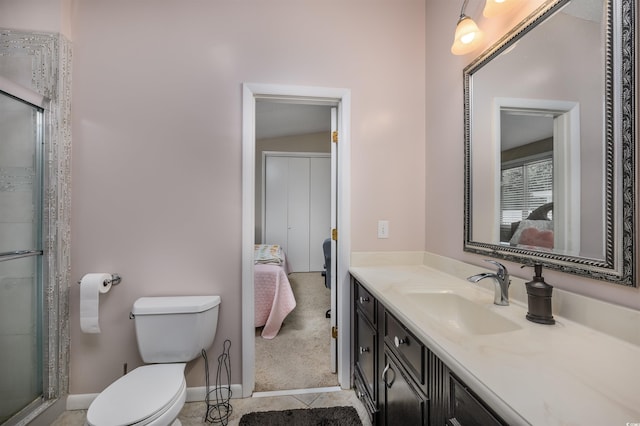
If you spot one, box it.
[254,244,296,339]
[508,202,554,249]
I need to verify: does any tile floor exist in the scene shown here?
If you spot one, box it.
[51,389,372,426]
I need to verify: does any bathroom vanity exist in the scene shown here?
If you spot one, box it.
[350,254,640,425]
[352,277,505,425]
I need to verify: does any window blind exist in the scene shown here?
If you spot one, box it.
[501,158,553,226]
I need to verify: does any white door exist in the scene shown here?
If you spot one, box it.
[286,157,310,272]
[309,157,331,271]
[264,155,288,250]
[330,107,338,373]
[264,154,330,273]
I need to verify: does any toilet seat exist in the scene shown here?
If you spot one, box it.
[87,363,186,426]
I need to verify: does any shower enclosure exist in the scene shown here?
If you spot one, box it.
[0,30,71,425]
[0,84,45,424]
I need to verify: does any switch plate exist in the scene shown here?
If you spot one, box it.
[378,220,389,239]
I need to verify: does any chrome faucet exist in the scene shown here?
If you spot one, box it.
[467,260,511,306]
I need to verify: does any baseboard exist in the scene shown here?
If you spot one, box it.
[66,384,243,410]
[185,384,242,402]
[66,393,99,410]
[253,386,342,398]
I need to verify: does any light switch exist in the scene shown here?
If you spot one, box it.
[378,220,389,239]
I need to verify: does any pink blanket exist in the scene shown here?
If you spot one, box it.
[254,262,296,339]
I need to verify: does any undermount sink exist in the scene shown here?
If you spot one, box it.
[403,292,522,335]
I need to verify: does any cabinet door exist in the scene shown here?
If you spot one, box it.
[447,376,505,426]
[382,348,429,426]
[356,310,376,399]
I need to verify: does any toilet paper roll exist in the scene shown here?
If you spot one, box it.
[80,273,113,334]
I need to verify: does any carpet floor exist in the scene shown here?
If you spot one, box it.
[255,272,338,391]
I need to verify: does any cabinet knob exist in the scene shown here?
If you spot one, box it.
[359,346,370,354]
[358,296,370,304]
[394,336,408,347]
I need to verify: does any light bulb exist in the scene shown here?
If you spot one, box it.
[451,16,484,55]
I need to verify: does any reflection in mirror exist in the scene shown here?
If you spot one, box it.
[498,101,582,257]
[500,110,555,250]
[463,0,636,285]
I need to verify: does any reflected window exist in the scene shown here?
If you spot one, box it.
[500,156,553,243]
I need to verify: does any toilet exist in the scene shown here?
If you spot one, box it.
[86,295,221,426]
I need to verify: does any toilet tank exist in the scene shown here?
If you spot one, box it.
[132,295,221,363]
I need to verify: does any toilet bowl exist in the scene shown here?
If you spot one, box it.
[86,364,186,426]
[86,295,221,426]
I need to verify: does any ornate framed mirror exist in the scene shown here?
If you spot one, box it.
[463,0,636,285]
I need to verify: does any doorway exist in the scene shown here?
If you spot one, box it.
[494,97,581,256]
[241,83,351,397]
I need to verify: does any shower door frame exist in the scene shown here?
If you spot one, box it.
[0,75,47,424]
[0,30,72,425]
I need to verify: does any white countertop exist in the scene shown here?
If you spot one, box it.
[350,260,640,426]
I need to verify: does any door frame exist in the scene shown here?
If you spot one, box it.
[241,83,351,396]
[493,97,581,254]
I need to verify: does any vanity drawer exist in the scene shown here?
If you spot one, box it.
[355,281,376,326]
[384,311,424,385]
[447,375,506,426]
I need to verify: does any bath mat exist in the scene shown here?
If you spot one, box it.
[239,406,362,425]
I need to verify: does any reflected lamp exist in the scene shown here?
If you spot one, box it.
[483,0,519,18]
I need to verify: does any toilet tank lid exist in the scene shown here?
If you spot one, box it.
[133,295,221,315]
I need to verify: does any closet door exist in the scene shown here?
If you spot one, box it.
[264,154,329,273]
[286,157,310,272]
[264,156,289,257]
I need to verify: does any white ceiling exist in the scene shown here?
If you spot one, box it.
[500,111,554,150]
[256,101,332,140]
[256,99,554,149]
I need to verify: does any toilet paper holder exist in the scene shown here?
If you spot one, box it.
[77,273,122,287]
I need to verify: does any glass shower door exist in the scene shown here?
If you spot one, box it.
[0,89,44,423]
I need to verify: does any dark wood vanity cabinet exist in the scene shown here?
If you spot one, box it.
[380,310,429,426]
[351,276,507,426]
[382,346,429,425]
[447,376,504,426]
[353,281,378,421]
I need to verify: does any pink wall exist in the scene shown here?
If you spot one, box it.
[68,0,426,393]
[424,1,640,309]
[0,0,72,37]
[5,0,639,397]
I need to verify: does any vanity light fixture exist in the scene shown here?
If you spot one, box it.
[483,0,519,18]
[451,0,484,55]
[452,0,520,55]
